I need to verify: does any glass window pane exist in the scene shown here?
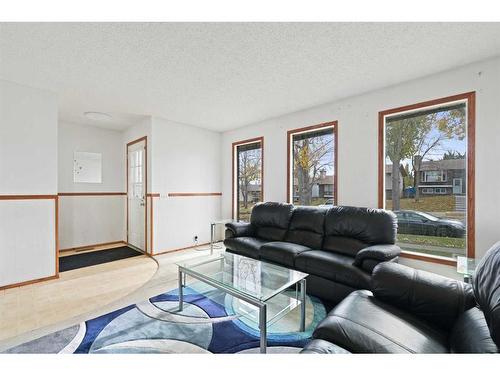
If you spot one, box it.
[235,141,263,222]
[291,126,335,206]
[384,103,468,259]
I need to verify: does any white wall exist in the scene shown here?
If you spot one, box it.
[58,121,125,192]
[221,57,500,278]
[58,121,126,249]
[0,80,58,287]
[151,117,222,253]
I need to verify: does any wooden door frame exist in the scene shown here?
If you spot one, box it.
[126,136,148,253]
[378,91,475,265]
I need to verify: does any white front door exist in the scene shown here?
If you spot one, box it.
[128,140,146,251]
[453,178,463,195]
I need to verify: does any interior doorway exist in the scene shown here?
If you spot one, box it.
[127,137,147,252]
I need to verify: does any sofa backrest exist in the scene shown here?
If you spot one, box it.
[250,202,294,241]
[285,206,328,249]
[473,241,500,347]
[323,206,397,257]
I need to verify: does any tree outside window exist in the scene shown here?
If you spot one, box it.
[289,124,336,206]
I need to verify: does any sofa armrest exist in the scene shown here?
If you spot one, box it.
[371,262,476,330]
[225,221,254,238]
[353,244,401,269]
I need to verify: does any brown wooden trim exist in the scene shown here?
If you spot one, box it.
[378,91,476,261]
[127,135,147,147]
[286,121,338,205]
[58,192,126,196]
[153,242,211,257]
[55,196,59,275]
[147,193,160,197]
[467,93,476,259]
[168,192,222,197]
[231,136,264,220]
[59,240,127,253]
[378,111,385,209]
[150,195,154,255]
[0,274,59,291]
[126,136,148,252]
[0,194,58,200]
[401,251,457,267]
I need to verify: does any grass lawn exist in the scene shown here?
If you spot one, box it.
[397,233,465,249]
[386,195,455,212]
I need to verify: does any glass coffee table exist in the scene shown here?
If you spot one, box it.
[176,252,308,353]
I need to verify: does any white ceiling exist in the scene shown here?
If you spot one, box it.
[1,23,500,132]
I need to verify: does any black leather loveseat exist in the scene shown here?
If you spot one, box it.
[302,242,500,353]
[224,202,401,303]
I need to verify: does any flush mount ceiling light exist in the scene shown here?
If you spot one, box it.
[83,111,113,122]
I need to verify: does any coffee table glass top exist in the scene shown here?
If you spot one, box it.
[176,252,308,303]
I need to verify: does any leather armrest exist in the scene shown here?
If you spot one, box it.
[372,262,476,330]
[353,244,401,270]
[225,221,254,238]
[300,339,350,354]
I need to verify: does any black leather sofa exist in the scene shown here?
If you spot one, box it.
[224,202,401,303]
[302,242,500,353]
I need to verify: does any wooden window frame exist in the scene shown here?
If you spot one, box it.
[287,121,338,205]
[231,137,264,220]
[378,92,475,266]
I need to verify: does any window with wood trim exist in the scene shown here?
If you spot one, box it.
[379,93,475,263]
[232,138,263,222]
[287,122,337,206]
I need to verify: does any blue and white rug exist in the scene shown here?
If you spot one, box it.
[5,283,327,354]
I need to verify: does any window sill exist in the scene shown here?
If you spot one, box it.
[400,251,457,267]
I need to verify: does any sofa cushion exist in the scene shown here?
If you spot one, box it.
[294,250,370,290]
[284,206,327,249]
[312,290,449,353]
[251,202,294,241]
[449,307,499,353]
[223,237,268,259]
[472,241,500,346]
[323,206,397,257]
[260,241,311,267]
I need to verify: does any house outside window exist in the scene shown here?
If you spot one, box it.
[379,92,475,263]
[422,170,447,182]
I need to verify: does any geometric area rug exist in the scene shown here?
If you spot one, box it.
[4,283,331,354]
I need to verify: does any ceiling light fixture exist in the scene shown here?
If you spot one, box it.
[84,111,113,122]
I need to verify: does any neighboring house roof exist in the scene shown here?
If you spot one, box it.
[292,176,335,185]
[317,175,334,185]
[385,164,408,177]
[419,158,465,171]
[243,184,261,192]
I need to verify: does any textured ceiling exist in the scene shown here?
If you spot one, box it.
[1,23,500,131]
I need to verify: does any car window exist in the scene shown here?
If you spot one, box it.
[407,213,425,222]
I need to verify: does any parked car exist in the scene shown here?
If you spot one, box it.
[393,210,465,238]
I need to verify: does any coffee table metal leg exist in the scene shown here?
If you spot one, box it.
[178,269,184,312]
[299,279,306,332]
[259,304,267,353]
